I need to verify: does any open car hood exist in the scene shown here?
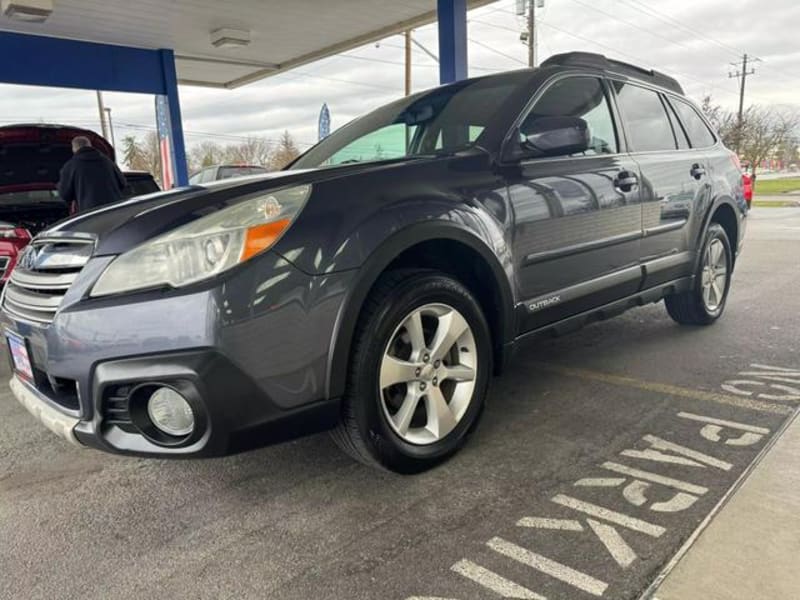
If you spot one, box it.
[0,124,114,190]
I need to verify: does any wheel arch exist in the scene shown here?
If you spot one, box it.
[696,196,741,270]
[325,222,515,400]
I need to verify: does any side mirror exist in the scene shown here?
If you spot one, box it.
[521,116,590,158]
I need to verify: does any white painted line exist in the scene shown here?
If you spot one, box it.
[757,384,800,401]
[517,517,584,531]
[622,480,649,506]
[551,494,666,537]
[574,477,625,487]
[586,519,637,568]
[406,597,461,600]
[677,411,770,434]
[602,462,708,495]
[722,431,765,446]
[487,537,607,597]
[621,448,704,468]
[738,373,800,383]
[651,491,699,513]
[451,559,545,600]
[749,363,800,373]
[640,434,733,471]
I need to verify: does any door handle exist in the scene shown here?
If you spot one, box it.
[690,163,706,179]
[614,170,639,192]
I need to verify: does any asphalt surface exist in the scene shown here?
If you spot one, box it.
[2,207,799,600]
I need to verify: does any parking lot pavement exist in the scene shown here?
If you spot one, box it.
[2,207,799,600]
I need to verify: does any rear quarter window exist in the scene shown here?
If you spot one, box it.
[672,99,717,148]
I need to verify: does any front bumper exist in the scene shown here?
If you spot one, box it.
[9,374,80,445]
[2,251,353,457]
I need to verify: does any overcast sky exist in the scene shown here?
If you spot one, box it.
[1,0,798,156]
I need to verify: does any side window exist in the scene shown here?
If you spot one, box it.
[665,102,691,149]
[613,82,677,152]
[520,76,618,156]
[672,99,717,148]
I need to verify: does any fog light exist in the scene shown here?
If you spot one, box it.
[146,387,194,436]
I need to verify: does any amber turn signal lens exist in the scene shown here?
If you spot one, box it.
[241,218,291,261]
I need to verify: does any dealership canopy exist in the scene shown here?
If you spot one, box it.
[0,0,488,184]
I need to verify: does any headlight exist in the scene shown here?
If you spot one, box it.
[91,184,310,296]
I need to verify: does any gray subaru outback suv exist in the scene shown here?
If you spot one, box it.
[2,52,746,472]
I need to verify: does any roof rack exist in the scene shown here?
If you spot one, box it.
[540,51,684,95]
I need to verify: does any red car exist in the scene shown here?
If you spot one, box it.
[0,125,159,282]
[742,172,753,207]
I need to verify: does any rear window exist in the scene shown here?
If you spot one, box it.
[672,99,717,148]
[613,82,676,152]
[217,166,268,180]
[123,176,159,199]
[0,189,61,205]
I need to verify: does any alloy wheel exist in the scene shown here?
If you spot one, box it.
[701,238,728,312]
[379,303,477,445]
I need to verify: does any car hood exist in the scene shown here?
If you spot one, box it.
[0,124,114,189]
[45,163,386,256]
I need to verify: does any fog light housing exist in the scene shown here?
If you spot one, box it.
[146,387,195,437]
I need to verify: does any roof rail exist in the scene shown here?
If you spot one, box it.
[540,51,684,95]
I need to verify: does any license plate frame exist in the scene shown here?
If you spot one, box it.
[5,330,34,381]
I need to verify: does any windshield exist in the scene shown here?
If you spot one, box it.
[291,73,525,169]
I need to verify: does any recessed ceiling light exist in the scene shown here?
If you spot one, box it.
[210,27,251,49]
[1,0,53,23]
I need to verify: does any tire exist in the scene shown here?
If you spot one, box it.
[665,223,732,326]
[330,270,492,473]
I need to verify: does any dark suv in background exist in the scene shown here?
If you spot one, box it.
[3,52,746,473]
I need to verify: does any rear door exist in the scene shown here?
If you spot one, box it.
[611,80,712,287]
[504,75,644,332]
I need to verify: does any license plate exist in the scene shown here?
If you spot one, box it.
[6,330,33,380]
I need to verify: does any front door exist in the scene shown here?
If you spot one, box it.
[505,76,643,332]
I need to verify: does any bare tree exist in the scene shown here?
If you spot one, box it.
[189,141,226,172]
[121,132,163,186]
[739,106,800,176]
[701,96,800,175]
[269,130,301,170]
[224,137,273,166]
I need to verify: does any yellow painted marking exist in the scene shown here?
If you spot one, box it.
[531,362,792,416]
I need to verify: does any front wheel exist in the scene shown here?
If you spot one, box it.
[665,223,732,325]
[331,270,492,473]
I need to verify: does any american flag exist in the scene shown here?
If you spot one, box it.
[155,96,174,189]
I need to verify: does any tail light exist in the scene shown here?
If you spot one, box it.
[0,226,31,241]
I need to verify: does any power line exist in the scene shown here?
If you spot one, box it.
[468,36,527,66]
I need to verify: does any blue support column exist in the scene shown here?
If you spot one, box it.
[437,0,468,83]
[0,32,189,187]
[158,49,189,186]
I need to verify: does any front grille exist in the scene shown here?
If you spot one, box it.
[2,237,93,324]
[0,256,9,278]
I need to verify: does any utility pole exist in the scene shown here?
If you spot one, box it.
[104,107,116,152]
[527,0,536,67]
[95,90,109,140]
[729,53,759,152]
[404,30,412,96]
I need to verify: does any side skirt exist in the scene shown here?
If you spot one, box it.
[513,276,693,345]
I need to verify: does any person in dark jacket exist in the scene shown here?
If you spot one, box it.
[58,136,126,214]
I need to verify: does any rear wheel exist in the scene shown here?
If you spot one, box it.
[331,270,492,473]
[665,223,732,325]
